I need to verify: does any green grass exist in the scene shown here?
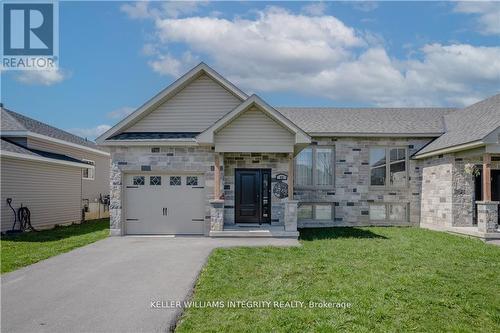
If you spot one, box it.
[1,218,109,274]
[176,227,500,332]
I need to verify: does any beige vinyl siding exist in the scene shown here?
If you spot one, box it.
[214,107,295,152]
[126,74,242,133]
[1,157,81,232]
[27,137,110,201]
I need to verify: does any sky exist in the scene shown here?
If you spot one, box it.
[1,1,500,140]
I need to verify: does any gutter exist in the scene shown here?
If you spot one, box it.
[99,139,198,147]
[1,131,110,156]
[0,150,95,168]
[308,132,444,138]
[413,140,484,159]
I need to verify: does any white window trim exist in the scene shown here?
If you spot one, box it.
[369,203,409,223]
[295,145,335,189]
[369,146,409,188]
[298,203,335,222]
[82,159,95,180]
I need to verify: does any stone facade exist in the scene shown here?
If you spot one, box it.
[222,152,290,225]
[420,155,454,227]
[284,200,298,232]
[108,146,217,236]
[209,199,224,231]
[476,201,499,233]
[294,137,432,227]
[108,140,498,236]
[421,153,500,228]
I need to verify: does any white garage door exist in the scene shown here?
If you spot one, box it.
[124,174,205,235]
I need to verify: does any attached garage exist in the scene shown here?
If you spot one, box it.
[124,173,205,235]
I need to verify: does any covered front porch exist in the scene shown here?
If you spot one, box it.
[196,95,310,238]
[208,151,300,238]
[422,150,500,240]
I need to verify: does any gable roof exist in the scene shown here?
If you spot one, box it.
[277,107,455,136]
[415,93,500,157]
[1,107,108,156]
[197,94,310,145]
[96,62,248,143]
[1,138,92,168]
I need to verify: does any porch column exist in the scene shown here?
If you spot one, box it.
[476,201,499,233]
[288,153,294,200]
[214,152,221,200]
[483,153,491,201]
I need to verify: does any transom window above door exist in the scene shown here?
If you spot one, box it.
[295,146,334,188]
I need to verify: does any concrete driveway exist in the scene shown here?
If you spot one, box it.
[1,236,299,333]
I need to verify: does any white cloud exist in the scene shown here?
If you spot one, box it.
[160,1,207,18]
[302,2,328,16]
[121,1,206,20]
[153,6,363,78]
[107,106,135,119]
[128,6,500,106]
[15,69,68,86]
[120,1,151,19]
[352,1,379,12]
[148,54,182,77]
[148,51,198,77]
[454,2,500,35]
[69,125,111,140]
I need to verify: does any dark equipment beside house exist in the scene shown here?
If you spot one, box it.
[5,198,37,234]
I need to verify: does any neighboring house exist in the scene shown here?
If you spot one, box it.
[0,107,110,232]
[97,63,500,239]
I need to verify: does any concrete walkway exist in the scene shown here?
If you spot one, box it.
[1,236,299,333]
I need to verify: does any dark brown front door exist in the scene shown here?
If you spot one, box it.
[235,169,271,223]
[492,170,500,201]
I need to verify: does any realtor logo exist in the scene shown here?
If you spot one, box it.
[2,1,58,70]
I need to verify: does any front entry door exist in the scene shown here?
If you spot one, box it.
[235,169,271,223]
[492,170,500,201]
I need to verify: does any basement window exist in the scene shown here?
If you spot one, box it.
[298,203,334,221]
[151,147,160,153]
[369,203,408,222]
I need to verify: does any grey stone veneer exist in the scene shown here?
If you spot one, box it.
[476,201,499,233]
[209,200,224,231]
[223,152,290,225]
[294,137,432,227]
[108,140,497,235]
[421,154,500,227]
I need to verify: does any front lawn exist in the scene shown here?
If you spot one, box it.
[1,218,109,274]
[176,227,500,332]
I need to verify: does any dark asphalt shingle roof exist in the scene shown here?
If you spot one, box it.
[108,132,199,140]
[1,108,101,150]
[1,138,89,164]
[277,107,456,135]
[416,94,500,156]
